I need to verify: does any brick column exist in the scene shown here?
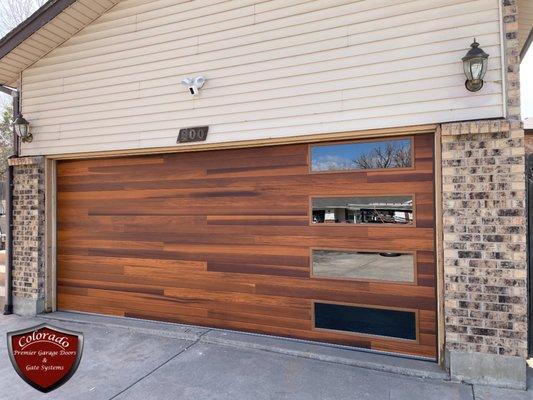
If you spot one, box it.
[441,119,527,389]
[439,0,531,388]
[8,156,46,316]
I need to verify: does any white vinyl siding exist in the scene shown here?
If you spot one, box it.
[0,0,121,86]
[519,0,533,53]
[21,0,505,156]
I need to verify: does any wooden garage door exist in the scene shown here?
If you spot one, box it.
[57,133,436,358]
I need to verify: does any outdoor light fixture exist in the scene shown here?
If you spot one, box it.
[13,114,32,143]
[181,76,206,96]
[462,39,489,92]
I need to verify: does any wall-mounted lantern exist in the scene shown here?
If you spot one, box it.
[13,114,32,143]
[462,39,489,92]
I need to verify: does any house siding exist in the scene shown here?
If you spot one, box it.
[0,0,122,86]
[519,0,533,53]
[20,0,505,156]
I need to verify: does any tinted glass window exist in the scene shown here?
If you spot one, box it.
[311,139,412,172]
[312,196,413,225]
[312,250,414,282]
[314,302,416,340]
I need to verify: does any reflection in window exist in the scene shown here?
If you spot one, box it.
[312,196,413,225]
[311,139,412,172]
[312,250,414,282]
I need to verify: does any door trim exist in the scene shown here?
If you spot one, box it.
[434,126,445,365]
[43,124,437,161]
[44,158,57,312]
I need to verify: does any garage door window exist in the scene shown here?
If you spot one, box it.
[311,196,413,225]
[312,250,415,283]
[314,302,417,340]
[310,138,412,172]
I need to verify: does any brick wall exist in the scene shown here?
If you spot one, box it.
[441,120,527,358]
[8,156,46,310]
[503,0,520,121]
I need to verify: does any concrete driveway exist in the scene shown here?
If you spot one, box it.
[0,313,530,400]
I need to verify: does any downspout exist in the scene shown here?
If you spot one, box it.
[1,84,19,315]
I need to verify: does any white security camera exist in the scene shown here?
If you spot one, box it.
[181,76,206,96]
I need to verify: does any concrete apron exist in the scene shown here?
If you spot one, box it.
[8,311,527,391]
[2,312,531,400]
[39,312,530,391]
[40,311,446,381]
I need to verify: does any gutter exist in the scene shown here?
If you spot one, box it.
[0,85,15,96]
[1,84,19,315]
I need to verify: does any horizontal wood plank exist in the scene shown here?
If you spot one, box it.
[58,134,436,357]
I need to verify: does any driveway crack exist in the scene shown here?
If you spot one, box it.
[107,334,205,400]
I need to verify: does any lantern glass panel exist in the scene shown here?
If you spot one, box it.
[14,121,28,137]
[470,59,484,80]
[481,58,488,78]
[463,60,473,80]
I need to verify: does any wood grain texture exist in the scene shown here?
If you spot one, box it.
[57,133,436,358]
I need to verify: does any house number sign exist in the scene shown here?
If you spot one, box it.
[177,126,209,143]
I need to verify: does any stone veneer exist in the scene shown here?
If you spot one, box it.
[441,120,527,358]
[8,156,46,315]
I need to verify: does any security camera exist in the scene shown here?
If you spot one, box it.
[181,76,206,96]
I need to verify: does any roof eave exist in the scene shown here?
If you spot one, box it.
[0,0,77,60]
